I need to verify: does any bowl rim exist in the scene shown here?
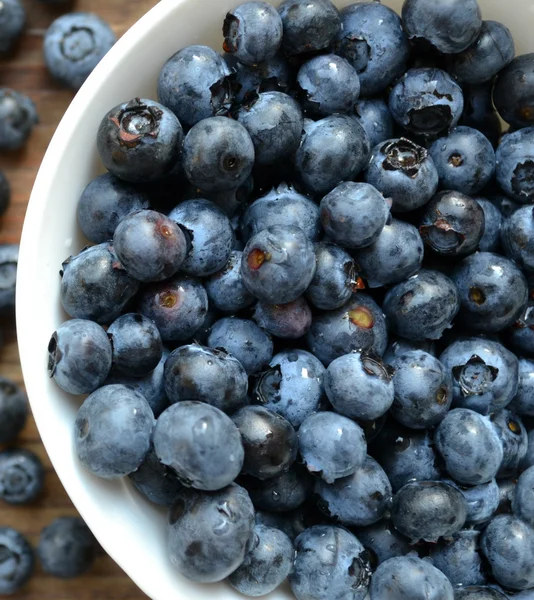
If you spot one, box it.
[16,1,187,597]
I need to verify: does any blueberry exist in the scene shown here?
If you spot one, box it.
[371,555,454,600]
[305,242,363,310]
[253,297,312,340]
[455,587,508,600]
[105,348,169,417]
[429,529,486,587]
[495,127,534,202]
[439,337,519,414]
[60,243,139,324]
[297,54,360,117]
[223,2,283,66]
[434,408,503,485]
[37,517,98,579]
[452,252,528,333]
[389,68,464,138]
[354,219,424,288]
[241,464,313,512]
[158,45,233,129]
[207,317,272,375]
[315,455,392,527]
[389,350,452,429]
[240,182,321,243]
[182,117,254,193]
[461,82,503,147]
[137,275,208,342]
[428,127,496,196]
[277,0,340,56]
[354,98,395,149]
[325,351,394,421]
[48,319,112,395]
[445,479,500,526]
[168,484,254,582]
[391,481,467,543]
[335,2,410,97]
[364,138,439,212]
[522,430,534,471]
[383,270,460,341]
[502,206,534,273]
[383,336,436,365]
[290,525,370,600]
[77,173,150,244]
[232,405,297,481]
[168,199,234,277]
[44,13,115,90]
[402,0,481,54]
[254,348,325,428]
[295,114,370,196]
[370,421,440,492]
[476,198,503,253]
[128,447,183,507]
[228,524,293,597]
[509,358,534,417]
[237,91,303,165]
[497,478,516,516]
[230,51,295,104]
[0,248,19,311]
[0,0,25,53]
[205,252,255,313]
[241,225,316,304]
[299,411,366,483]
[320,182,390,250]
[0,378,27,445]
[113,210,187,282]
[481,515,534,591]
[164,344,248,414]
[0,171,9,216]
[307,293,388,366]
[494,54,534,129]
[0,449,44,505]
[75,384,154,478]
[0,89,38,151]
[489,193,520,218]
[512,465,534,529]
[154,401,243,490]
[447,21,515,85]
[0,528,33,594]
[490,409,528,478]
[353,520,412,567]
[107,313,162,376]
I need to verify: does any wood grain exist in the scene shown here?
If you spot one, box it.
[0,0,157,597]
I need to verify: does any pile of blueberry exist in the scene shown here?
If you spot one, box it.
[46,0,534,598]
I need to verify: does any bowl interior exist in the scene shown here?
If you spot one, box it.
[16,0,534,598]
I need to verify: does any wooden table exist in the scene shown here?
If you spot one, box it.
[0,1,157,597]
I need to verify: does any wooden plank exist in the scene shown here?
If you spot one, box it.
[0,0,156,597]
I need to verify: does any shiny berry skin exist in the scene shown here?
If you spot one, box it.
[97,98,183,183]
[232,405,298,480]
[354,98,395,149]
[241,225,316,304]
[253,297,312,340]
[494,54,534,129]
[223,1,283,66]
[205,251,256,313]
[382,269,460,341]
[452,251,528,333]
[113,210,187,282]
[128,447,183,507]
[419,190,485,257]
[501,205,534,273]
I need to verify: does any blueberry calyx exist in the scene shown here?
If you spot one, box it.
[344,260,365,292]
[222,13,240,54]
[348,554,372,590]
[348,306,375,329]
[253,364,282,405]
[512,160,534,198]
[109,99,163,149]
[60,26,95,62]
[513,305,534,330]
[452,354,499,397]
[360,350,394,382]
[419,218,466,255]
[381,138,427,178]
[407,105,453,137]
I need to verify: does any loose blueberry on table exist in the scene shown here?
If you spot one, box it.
[45,0,534,598]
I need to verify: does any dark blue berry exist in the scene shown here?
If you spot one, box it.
[253,297,312,340]
[0,0,25,53]
[0,378,27,445]
[353,520,411,567]
[0,527,33,594]
[509,358,534,417]
[495,127,534,202]
[490,409,528,478]
[494,54,534,129]
[354,98,395,149]
[205,251,255,313]
[44,13,115,90]
[477,198,503,253]
[0,89,38,151]
[0,449,44,505]
[461,82,503,147]
[502,205,534,273]
[444,478,499,526]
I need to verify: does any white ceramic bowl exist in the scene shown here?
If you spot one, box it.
[15,0,534,598]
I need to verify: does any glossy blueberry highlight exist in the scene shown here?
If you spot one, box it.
[364,138,439,213]
[154,401,243,491]
[241,225,316,304]
[223,1,283,66]
[44,12,116,90]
